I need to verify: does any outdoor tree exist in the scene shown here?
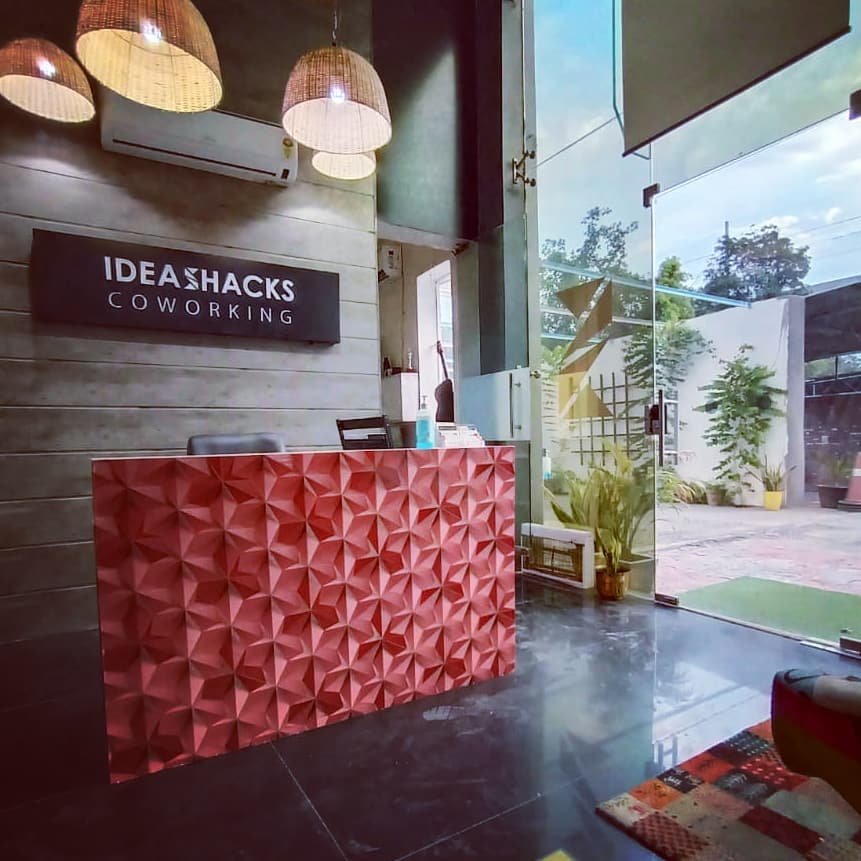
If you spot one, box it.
[624,257,711,396]
[702,224,810,301]
[656,256,695,322]
[540,206,639,336]
[695,345,785,497]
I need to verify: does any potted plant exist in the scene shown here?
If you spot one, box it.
[695,346,785,503]
[705,481,727,506]
[547,447,651,600]
[750,457,792,511]
[817,453,852,509]
[658,467,707,504]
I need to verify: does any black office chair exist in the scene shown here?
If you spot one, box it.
[186,433,286,455]
[336,416,394,451]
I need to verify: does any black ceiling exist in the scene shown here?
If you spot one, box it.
[0,0,371,123]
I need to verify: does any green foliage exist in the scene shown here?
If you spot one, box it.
[703,225,810,301]
[657,292,694,322]
[547,447,652,575]
[575,206,638,274]
[543,467,571,495]
[540,206,639,336]
[750,457,792,492]
[541,343,568,376]
[656,257,695,322]
[706,481,729,503]
[658,467,706,504]
[818,451,853,485]
[624,327,711,402]
[695,345,785,496]
[625,321,712,397]
[623,257,711,399]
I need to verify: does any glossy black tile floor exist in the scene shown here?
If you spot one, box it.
[0,578,856,860]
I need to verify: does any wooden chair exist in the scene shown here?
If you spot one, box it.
[336,416,395,451]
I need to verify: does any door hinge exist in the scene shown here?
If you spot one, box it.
[512,149,536,187]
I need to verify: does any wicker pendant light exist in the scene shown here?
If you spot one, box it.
[0,38,95,123]
[312,150,376,180]
[281,6,390,155]
[76,0,222,113]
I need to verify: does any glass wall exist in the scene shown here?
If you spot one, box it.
[533,0,656,596]
[651,70,861,643]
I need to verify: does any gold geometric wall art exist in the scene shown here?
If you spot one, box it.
[553,276,617,422]
[565,279,613,354]
[560,341,606,376]
[557,276,602,319]
[562,383,612,420]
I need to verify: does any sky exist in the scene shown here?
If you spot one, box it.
[534,0,861,289]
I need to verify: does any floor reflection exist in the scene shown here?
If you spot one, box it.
[0,575,856,860]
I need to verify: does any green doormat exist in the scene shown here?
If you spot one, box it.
[681,577,861,643]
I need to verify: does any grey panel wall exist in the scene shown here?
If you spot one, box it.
[0,115,379,642]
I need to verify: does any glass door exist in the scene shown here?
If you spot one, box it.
[651,109,861,647]
[529,0,657,597]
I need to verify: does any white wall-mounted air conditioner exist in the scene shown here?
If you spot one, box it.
[100,91,298,186]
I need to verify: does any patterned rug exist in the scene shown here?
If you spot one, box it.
[597,720,861,860]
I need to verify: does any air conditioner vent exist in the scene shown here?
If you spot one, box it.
[100,91,298,187]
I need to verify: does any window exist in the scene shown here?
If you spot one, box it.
[416,259,455,400]
[435,271,454,381]
[805,357,836,381]
[837,351,861,377]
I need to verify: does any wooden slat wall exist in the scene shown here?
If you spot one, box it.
[0,121,380,642]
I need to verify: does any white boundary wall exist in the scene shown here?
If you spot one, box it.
[543,295,805,506]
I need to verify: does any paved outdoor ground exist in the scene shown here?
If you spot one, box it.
[656,498,861,598]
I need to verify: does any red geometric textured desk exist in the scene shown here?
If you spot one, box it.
[92,446,516,782]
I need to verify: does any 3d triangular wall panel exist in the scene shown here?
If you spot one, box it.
[92,447,516,782]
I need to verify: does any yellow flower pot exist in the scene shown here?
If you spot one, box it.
[763,490,783,511]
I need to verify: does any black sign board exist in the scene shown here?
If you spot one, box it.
[29,230,340,344]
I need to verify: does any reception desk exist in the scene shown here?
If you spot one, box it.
[92,446,516,782]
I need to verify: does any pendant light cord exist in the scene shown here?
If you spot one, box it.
[332,1,340,46]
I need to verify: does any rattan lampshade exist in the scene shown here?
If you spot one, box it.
[0,38,95,123]
[312,149,376,180]
[76,0,222,113]
[282,46,391,154]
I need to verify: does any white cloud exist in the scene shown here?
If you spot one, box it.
[752,215,801,234]
[654,113,861,286]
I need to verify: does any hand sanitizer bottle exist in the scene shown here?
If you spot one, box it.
[415,395,436,449]
[542,448,552,481]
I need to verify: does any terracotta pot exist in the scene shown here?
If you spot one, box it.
[596,565,630,601]
[817,485,848,509]
[763,490,783,511]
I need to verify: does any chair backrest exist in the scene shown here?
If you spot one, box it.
[186,433,286,456]
[336,416,394,451]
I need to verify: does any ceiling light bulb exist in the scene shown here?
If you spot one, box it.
[36,58,56,78]
[282,46,391,154]
[76,0,222,113]
[312,150,376,180]
[0,38,95,122]
[141,21,163,44]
